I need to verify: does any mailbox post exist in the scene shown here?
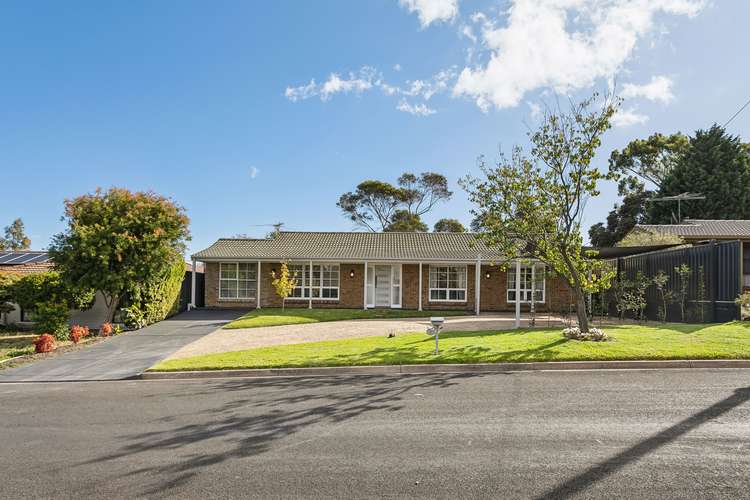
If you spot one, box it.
[427,317,444,355]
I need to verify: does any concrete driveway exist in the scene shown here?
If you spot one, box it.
[0,309,243,382]
[167,313,565,360]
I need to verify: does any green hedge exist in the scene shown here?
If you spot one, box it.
[121,255,185,329]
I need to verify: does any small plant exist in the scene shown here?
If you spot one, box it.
[100,322,114,337]
[694,265,706,322]
[674,264,691,322]
[69,324,89,344]
[34,302,70,341]
[562,326,608,342]
[652,270,674,323]
[736,292,750,320]
[33,333,55,353]
[271,262,297,312]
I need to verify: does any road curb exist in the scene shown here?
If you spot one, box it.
[140,359,750,380]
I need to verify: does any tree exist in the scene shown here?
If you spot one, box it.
[617,228,683,247]
[588,189,651,247]
[384,210,428,232]
[48,188,190,324]
[338,172,452,231]
[0,274,17,325]
[463,93,618,334]
[608,132,689,195]
[433,218,466,233]
[0,218,31,250]
[271,262,297,311]
[649,125,750,223]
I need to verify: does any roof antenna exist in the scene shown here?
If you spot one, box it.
[647,193,705,223]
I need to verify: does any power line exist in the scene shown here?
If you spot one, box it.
[723,97,750,128]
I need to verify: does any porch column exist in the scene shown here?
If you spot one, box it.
[257,261,262,309]
[475,255,481,315]
[190,259,196,310]
[308,260,313,309]
[363,261,368,310]
[418,262,423,311]
[515,259,521,329]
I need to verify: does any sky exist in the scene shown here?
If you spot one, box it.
[1,0,749,257]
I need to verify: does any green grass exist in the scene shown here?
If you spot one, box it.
[0,332,36,362]
[152,321,750,371]
[223,308,470,329]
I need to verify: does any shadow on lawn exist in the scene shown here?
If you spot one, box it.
[81,372,494,495]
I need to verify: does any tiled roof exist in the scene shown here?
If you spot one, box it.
[0,251,54,275]
[193,232,504,262]
[636,219,750,239]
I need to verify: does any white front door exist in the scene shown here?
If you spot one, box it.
[374,265,391,307]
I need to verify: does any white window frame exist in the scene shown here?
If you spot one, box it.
[287,263,340,301]
[428,265,468,303]
[507,264,545,303]
[219,262,257,300]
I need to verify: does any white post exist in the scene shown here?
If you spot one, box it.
[257,261,262,309]
[190,259,196,310]
[363,261,368,310]
[308,260,313,309]
[418,262,423,311]
[475,255,481,315]
[515,259,521,329]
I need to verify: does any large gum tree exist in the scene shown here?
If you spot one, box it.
[463,94,618,333]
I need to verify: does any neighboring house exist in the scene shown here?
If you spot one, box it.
[0,250,108,327]
[635,219,750,289]
[190,231,575,314]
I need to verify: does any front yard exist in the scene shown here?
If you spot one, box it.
[223,308,470,329]
[0,331,36,362]
[151,321,750,371]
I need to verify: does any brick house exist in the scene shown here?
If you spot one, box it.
[190,232,575,314]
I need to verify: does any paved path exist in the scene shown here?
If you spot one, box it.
[167,313,565,360]
[1,369,749,498]
[0,309,243,382]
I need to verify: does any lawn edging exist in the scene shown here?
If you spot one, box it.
[141,359,750,380]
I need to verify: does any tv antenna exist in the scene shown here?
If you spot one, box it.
[648,193,705,223]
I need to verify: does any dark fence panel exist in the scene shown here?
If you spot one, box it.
[179,271,205,312]
[604,240,741,323]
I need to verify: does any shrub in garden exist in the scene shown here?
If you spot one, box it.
[34,302,70,341]
[33,333,55,353]
[563,326,608,342]
[737,292,750,320]
[69,324,89,344]
[121,254,185,329]
[100,322,113,337]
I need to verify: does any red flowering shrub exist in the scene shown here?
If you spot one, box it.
[33,334,55,353]
[70,324,89,344]
[100,322,113,337]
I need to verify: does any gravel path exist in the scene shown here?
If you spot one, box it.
[166,313,564,360]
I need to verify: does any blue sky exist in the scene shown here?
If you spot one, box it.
[1,0,749,257]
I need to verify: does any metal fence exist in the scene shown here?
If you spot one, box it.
[179,271,204,311]
[600,240,741,323]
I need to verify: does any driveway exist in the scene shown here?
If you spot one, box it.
[167,313,565,360]
[0,309,243,382]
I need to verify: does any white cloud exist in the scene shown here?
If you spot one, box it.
[527,101,542,120]
[284,66,379,102]
[396,99,437,116]
[393,63,402,71]
[621,75,675,104]
[611,107,650,127]
[399,0,458,28]
[453,0,705,111]
[250,166,260,179]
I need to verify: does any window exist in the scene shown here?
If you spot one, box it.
[219,263,257,300]
[288,263,339,300]
[429,265,467,302]
[507,264,545,303]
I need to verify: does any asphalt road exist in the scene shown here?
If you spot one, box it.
[1,369,749,499]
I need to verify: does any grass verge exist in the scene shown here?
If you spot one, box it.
[152,321,750,371]
[223,308,470,329]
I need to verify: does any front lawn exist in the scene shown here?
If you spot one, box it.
[223,308,470,329]
[152,321,750,371]
[0,332,37,362]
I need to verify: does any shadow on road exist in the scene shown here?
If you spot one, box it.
[537,386,750,499]
[81,372,492,495]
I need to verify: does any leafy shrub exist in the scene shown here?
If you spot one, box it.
[99,322,113,337]
[563,326,608,342]
[0,273,18,324]
[121,255,185,329]
[34,302,70,341]
[33,333,55,353]
[737,292,750,320]
[69,324,89,344]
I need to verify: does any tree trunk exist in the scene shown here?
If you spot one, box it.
[574,287,590,333]
[104,294,120,324]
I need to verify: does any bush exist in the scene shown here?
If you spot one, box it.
[563,326,608,342]
[34,302,70,341]
[99,322,113,337]
[69,324,89,344]
[121,255,185,329]
[33,334,55,353]
[737,292,750,320]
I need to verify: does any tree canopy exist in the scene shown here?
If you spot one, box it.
[48,188,190,323]
[463,93,618,333]
[0,218,31,251]
[433,218,466,232]
[337,172,451,231]
[588,189,650,247]
[617,228,684,247]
